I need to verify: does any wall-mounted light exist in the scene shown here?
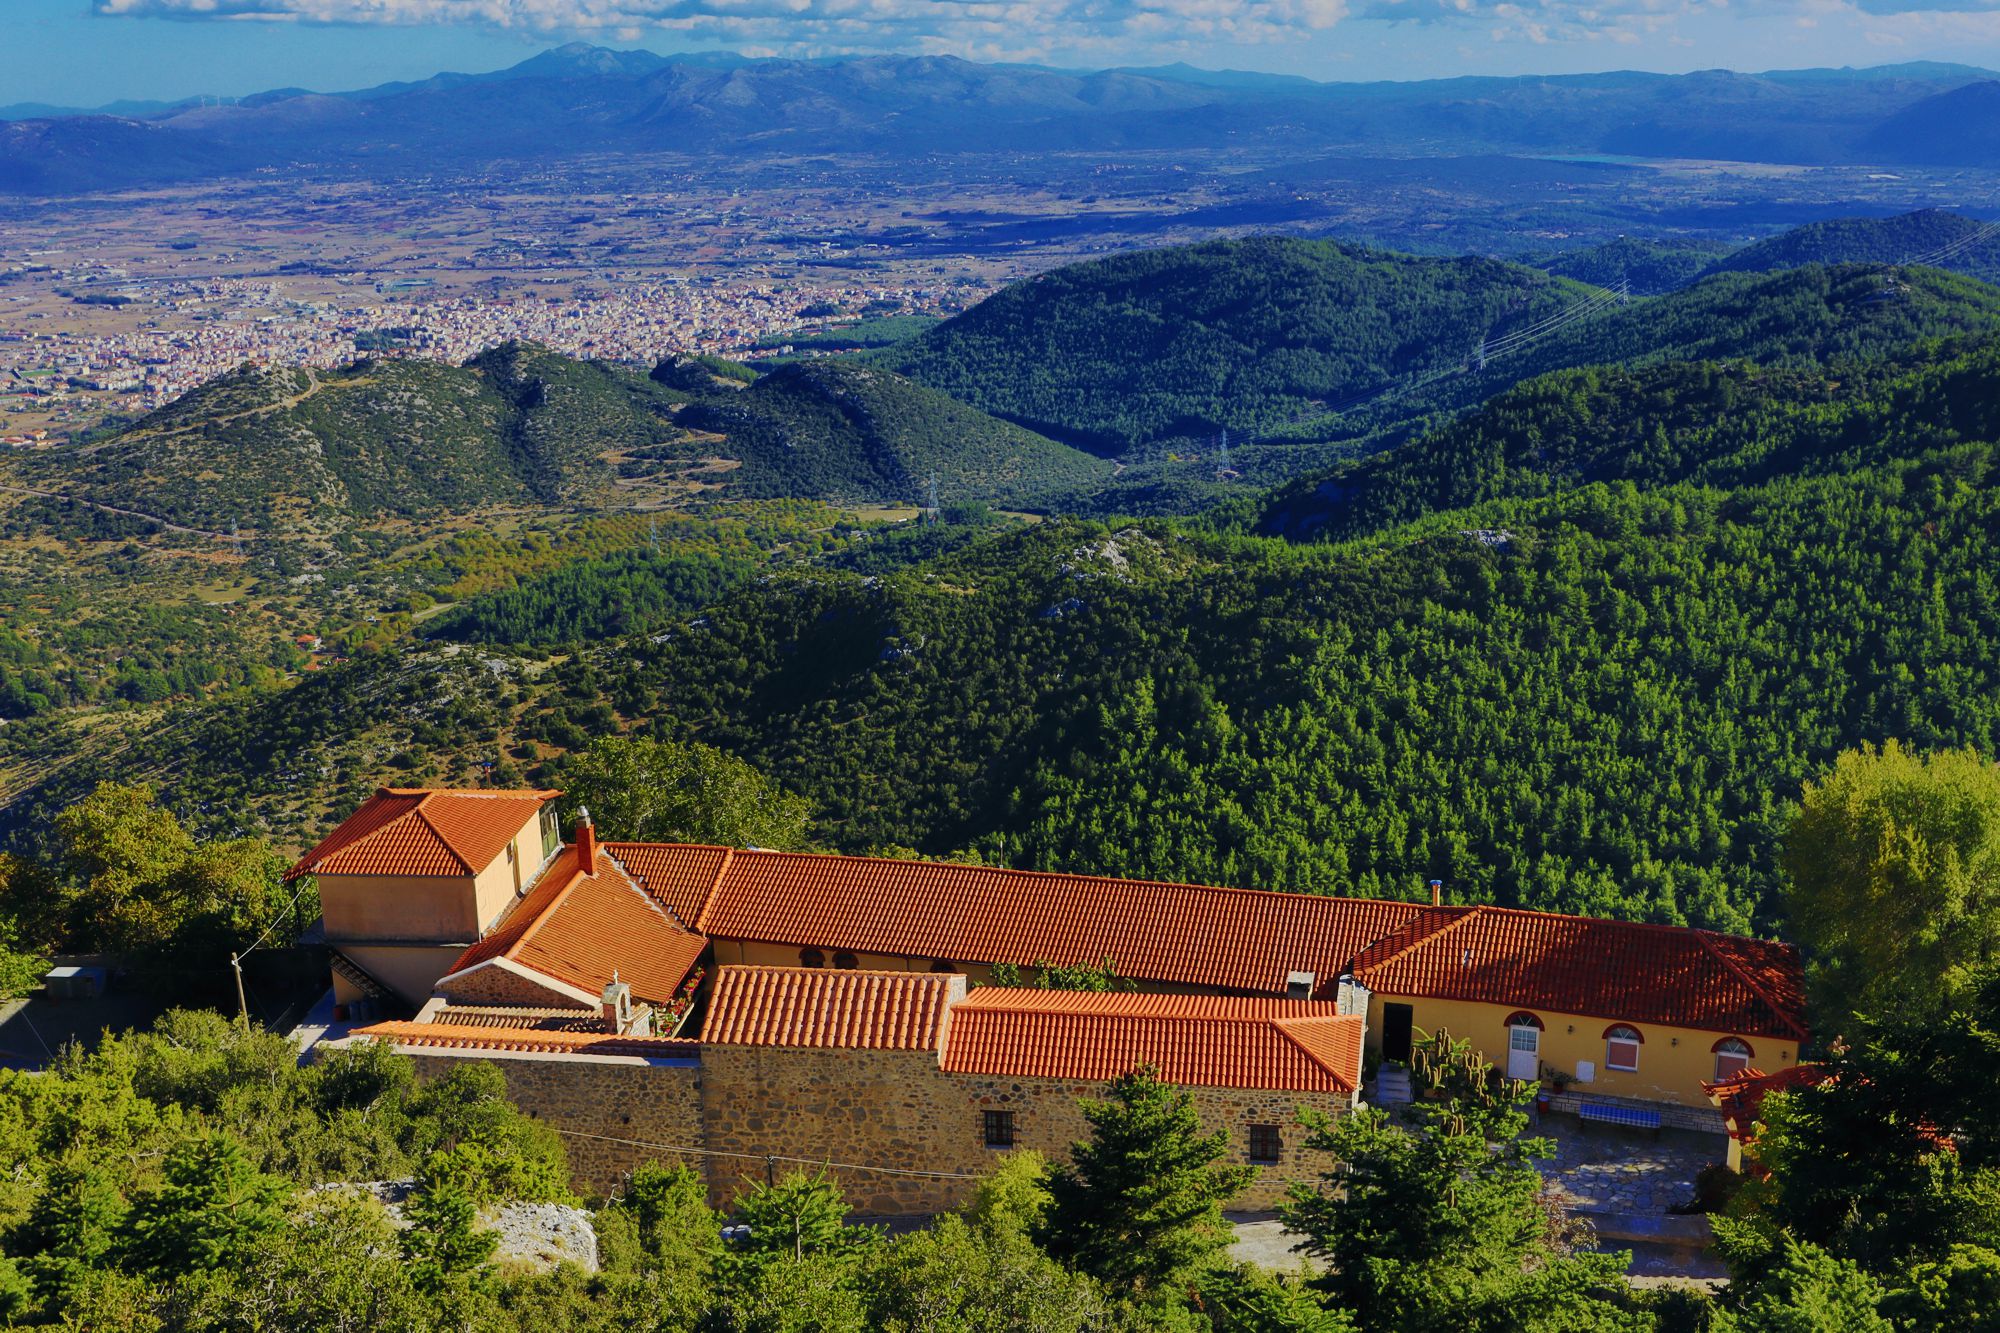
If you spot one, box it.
[1671,1037,1679,1047]
[1565,1024,1574,1034]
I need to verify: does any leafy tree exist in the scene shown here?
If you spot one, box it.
[1283,1084,1633,1333]
[1196,1265,1356,1333]
[120,1132,291,1275]
[865,1151,1112,1332]
[562,735,814,850]
[1037,1068,1253,1298]
[1889,1243,2000,1331]
[1715,1237,1893,1332]
[1785,740,2000,1030]
[986,957,1132,991]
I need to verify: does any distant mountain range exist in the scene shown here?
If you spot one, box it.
[5,47,2000,193]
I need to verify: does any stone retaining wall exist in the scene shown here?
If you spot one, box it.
[406,1049,704,1196]
[396,1043,1350,1215]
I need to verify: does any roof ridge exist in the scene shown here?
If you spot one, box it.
[504,845,597,965]
[410,795,478,876]
[717,844,1433,914]
[600,851,687,932]
[691,846,735,934]
[1693,929,1808,1040]
[1356,903,1484,976]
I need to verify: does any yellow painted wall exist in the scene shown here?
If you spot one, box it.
[1367,992,1800,1108]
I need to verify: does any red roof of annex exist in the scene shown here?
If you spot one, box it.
[285,788,556,882]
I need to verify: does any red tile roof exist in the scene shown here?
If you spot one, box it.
[430,1005,604,1031]
[354,1020,698,1058]
[940,990,1364,1094]
[287,788,556,882]
[1352,905,1808,1041]
[443,844,708,1005]
[694,850,1426,998]
[1704,1064,1829,1146]
[702,966,961,1050]
[605,842,733,928]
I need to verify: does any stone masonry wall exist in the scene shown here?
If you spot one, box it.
[406,1050,703,1197]
[435,963,591,1009]
[696,1044,1348,1216]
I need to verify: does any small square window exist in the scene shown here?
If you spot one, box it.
[1248,1123,1281,1165]
[983,1110,1015,1149]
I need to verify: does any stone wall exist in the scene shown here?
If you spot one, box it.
[391,1042,1350,1215]
[406,1049,704,1196]
[435,960,593,1009]
[695,1044,1346,1215]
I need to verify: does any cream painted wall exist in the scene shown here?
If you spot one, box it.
[1366,992,1801,1108]
[339,944,470,1007]
[320,873,481,941]
[319,810,546,945]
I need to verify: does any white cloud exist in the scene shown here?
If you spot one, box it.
[91,0,1351,59]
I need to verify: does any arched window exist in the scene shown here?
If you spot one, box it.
[1604,1025,1643,1073]
[1503,1011,1543,1030]
[929,959,959,974]
[1713,1037,1753,1081]
[833,952,859,970]
[799,948,825,969]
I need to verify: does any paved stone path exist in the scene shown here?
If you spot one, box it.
[1536,1117,1721,1216]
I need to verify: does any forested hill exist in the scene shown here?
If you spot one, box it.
[8,343,681,537]
[1256,336,2000,541]
[29,390,2000,937]
[674,360,1112,510]
[886,240,2000,488]
[1701,208,2000,284]
[886,236,1587,451]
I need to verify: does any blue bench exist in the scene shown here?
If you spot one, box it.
[1577,1101,1662,1134]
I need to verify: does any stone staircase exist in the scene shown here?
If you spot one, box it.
[1374,1066,1414,1106]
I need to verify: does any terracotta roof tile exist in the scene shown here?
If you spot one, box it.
[703,966,960,1050]
[1353,906,1808,1041]
[430,1005,602,1031]
[605,843,733,927]
[696,850,1426,997]
[1704,1064,1829,1145]
[287,788,556,882]
[444,846,709,1005]
[354,1020,698,1058]
[940,990,1364,1094]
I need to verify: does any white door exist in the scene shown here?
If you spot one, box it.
[1507,1023,1540,1081]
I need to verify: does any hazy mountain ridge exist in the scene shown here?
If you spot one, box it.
[5,50,2000,194]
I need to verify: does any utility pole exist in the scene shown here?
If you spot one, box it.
[230,951,248,1024]
[1217,427,1231,473]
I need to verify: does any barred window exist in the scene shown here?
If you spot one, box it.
[983,1110,1015,1149]
[1248,1124,1282,1164]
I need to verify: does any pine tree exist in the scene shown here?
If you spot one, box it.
[1282,1085,1631,1332]
[1036,1066,1255,1296]
[120,1132,290,1276]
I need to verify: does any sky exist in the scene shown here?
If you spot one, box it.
[6,0,2000,109]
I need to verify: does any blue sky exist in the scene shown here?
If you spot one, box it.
[8,0,2000,108]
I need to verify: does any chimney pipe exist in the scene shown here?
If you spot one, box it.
[1429,879,1444,907]
[574,806,597,867]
